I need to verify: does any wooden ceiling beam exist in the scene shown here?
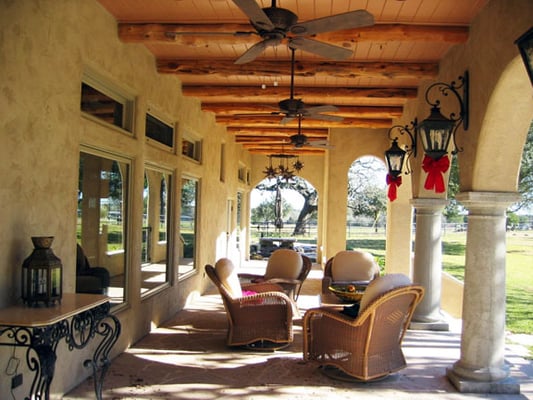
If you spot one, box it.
[217,116,392,128]
[203,103,403,119]
[157,59,438,80]
[182,86,417,102]
[118,23,468,45]
[227,126,328,136]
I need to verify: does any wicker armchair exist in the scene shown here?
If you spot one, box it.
[303,274,424,381]
[239,249,312,301]
[205,258,294,350]
[322,250,380,294]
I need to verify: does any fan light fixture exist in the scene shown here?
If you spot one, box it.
[417,71,469,160]
[263,154,303,181]
[384,119,417,177]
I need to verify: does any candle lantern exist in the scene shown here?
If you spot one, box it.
[21,236,62,307]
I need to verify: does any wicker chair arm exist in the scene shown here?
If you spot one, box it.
[236,290,293,306]
[242,282,286,293]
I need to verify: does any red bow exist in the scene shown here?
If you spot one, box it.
[422,155,450,193]
[386,174,402,201]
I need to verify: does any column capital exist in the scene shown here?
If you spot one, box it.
[456,191,520,215]
[411,197,448,212]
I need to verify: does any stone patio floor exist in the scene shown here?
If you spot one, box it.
[65,262,533,400]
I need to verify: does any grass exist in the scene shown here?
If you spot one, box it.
[347,229,533,336]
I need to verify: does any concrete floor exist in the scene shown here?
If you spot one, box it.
[65,263,533,400]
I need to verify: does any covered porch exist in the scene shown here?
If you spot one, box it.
[65,262,533,399]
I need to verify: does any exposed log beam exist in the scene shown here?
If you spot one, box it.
[157,59,438,80]
[246,145,326,155]
[203,103,403,119]
[118,23,468,45]
[227,126,328,136]
[217,115,392,128]
[182,86,417,103]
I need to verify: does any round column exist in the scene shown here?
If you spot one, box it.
[410,198,449,330]
[447,191,520,393]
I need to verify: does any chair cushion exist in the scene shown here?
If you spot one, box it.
[264,249,302,280]
[215,258,242,298]
[359,273,412,313]
[331,250,378,281]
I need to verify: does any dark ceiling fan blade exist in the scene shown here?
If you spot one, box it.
[290,9,374,36]
[235,37,280,64]
[304,104,338,114]
[289,37,352,60]
[303,113,343,122]
[232,0,275,31]
[280,116,295,124]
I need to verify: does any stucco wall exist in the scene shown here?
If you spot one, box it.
[0,0,251,396]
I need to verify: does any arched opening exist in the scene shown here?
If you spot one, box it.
[250,176,318,262]
[346,156,387,268]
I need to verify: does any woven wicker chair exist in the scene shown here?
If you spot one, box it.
[239,249,312,301]
[205,258,294,350]
[322,250,380,294]
[303,274,424,381]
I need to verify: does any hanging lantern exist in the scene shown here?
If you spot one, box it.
[417,106,455,161]
[21,236,62,307]
[384,138,407,178]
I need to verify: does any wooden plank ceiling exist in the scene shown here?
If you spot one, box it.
[97,0,487,155]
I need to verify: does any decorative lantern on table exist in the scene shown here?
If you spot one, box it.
[21,236,62,307]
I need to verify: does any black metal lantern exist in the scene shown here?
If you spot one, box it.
[22,236,62,307]
[384,120,417,176]
[417,106,455,161]
[418,71,469,160]
[384,139,407,178]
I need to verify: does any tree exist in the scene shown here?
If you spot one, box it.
[347,157,387,230]
[512,122,533,212]
[254,176,316,235]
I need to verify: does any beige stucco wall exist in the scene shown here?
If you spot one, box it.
[0,0,252,396]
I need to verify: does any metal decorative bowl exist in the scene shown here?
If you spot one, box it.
[328,285,366,302]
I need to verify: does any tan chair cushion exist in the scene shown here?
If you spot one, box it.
[359,273,412,313]
[331,250,379,281]
[215,258,242,298]
[265,249,303,280]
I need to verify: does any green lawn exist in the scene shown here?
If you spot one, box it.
[347,229,533,336]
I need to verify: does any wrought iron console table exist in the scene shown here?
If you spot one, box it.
[0,293,121,400]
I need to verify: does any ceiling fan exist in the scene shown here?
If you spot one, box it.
[287,114,334,150]
[237,47,343,124]
[232,0,374,64]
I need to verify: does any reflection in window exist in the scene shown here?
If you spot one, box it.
[141,169,171,295]
[179,177,198,277]
[77,151,129,305]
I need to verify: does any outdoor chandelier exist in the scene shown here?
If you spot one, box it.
[384,119,417,178]
[418,71,469,161]
[263,154,304,181]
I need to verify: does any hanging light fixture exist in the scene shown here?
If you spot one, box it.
[384,119,417,177]
[417,71,469,160]
[263,154,301,181]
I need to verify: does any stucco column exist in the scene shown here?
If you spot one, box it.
[447,192,520,394]
[410,198,449,330]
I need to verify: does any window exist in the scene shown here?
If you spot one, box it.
[141,167,172,296]
[146,113,174,149]
[238,163,247,183]
[181,133,202,162]
[179,177,198,278]
[80,70,134,132]
[220,143,226,182]
[78,150,130,306]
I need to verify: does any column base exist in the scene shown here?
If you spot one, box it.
[446,368,520,394]
[409,319,449,331]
